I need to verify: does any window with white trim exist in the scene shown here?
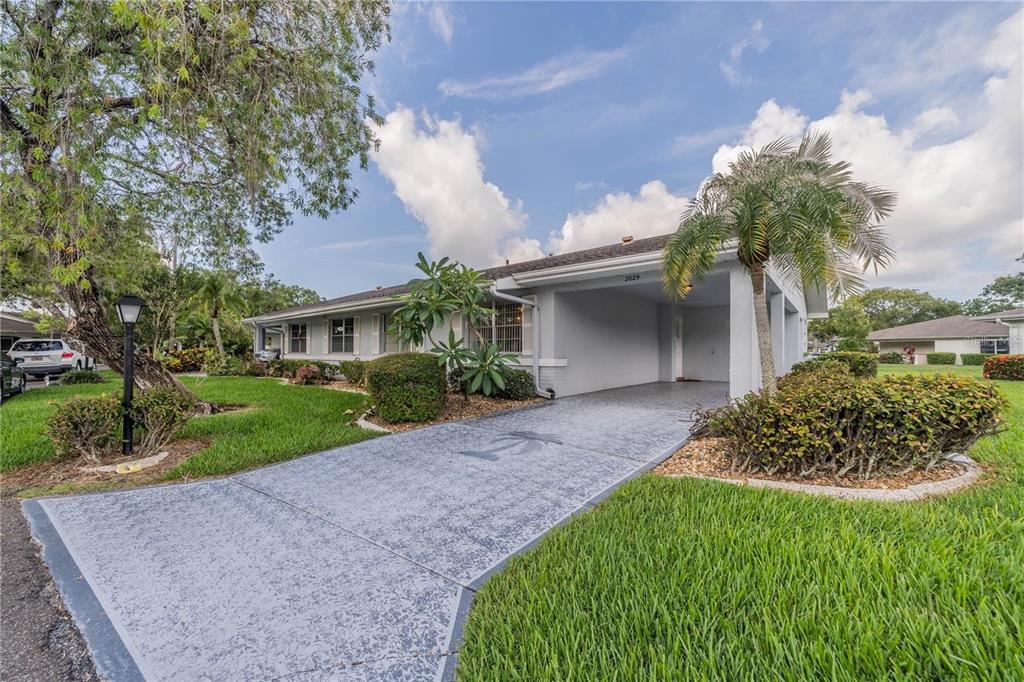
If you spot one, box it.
[330,317,356,354]
[289,323,307,353]
[380,312,400,353]
[470,302,523,353]
[980,338,1010,354]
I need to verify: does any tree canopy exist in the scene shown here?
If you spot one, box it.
[963,273,1024,315]
[845,287,962,330]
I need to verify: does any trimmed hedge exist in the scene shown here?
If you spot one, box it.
[130,387,196,455]
[339,359,367,384]
[366,352,446,423]
[984,354,1024,381]
[60,369,106,384]
[46,394,123,462]
[926,352,957,365]
[498,369,537,400]
[961,353,988,366]
[704,373,1005,478]
[791,351,878,378]
[877,351,905,365]
[267,358,340,380]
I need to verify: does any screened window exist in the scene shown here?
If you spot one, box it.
[289,324,307,353]
[470,303,522,353]
[980,338,1010,354]
[331,317,356,354]
[380,313,400,353]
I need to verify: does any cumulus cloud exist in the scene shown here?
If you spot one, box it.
[720,20,769,87]
[547,181,691,254]
[371,106,531,267]
[439,48,626,99]
[710,10,1023,297]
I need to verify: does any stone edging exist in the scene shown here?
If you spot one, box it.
[666,456,981,502]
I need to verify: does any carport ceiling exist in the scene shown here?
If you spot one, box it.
[625,272,729,306]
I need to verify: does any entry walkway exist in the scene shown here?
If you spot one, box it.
[25,382,727,681]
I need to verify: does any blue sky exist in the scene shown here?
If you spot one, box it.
[255,2,1022,302]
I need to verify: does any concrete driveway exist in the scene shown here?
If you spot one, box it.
[24,382,727,681]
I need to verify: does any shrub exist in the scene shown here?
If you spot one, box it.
[61,369,106,384]
[498,369,537,400]
[926,352,957,365]
[292,364,324,385]
[790,358,851,377]
[985,354,1024,380]
[158,347,207,373]
[339,359,367,384]
[244,360,268,376]
[203,351,247,376]
[46,394,122,462]
[365,352,446,423]
[960,353,988,366]
[877,351,905,364]
[791,351,876,378]
[704,373,1004,478]
[267,359,340,380]
[130,388,197,455]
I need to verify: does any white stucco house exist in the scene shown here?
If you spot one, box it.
[868,314,1011,364]
[244,234,826,399]
[975,307,1024,354]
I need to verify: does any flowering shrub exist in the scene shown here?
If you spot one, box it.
[700,373,1005,478]
[984,354,1024,381]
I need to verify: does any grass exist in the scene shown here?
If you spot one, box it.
[0,374,374,480]
[457,365,1024,680]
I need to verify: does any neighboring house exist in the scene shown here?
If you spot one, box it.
[867,314,1010,364]
[975,307,1024,355]
[0,311,57,353]
[244,234,826,398]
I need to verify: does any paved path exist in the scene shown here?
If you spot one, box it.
[24,382,727,681]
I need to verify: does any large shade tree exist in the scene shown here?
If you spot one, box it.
[663,133,897,393]
[1,0,389,393]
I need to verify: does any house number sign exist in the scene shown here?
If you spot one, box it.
[624,274,641,282]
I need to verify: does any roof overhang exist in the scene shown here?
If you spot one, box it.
[243,297,402,325]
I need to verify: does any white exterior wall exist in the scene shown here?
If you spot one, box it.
[680,305,729,381]
[552,289,661,396]
[1008,320,1024,354]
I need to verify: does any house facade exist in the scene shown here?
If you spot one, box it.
[976,308,1024,355]
[245,235,826,398]
[867,314,1011,364]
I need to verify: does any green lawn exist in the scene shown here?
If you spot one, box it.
[458,365,1023,680]
[0,374,374,479]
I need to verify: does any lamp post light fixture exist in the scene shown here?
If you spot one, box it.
[115,295,145,455]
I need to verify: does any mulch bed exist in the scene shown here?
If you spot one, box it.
[1,439,211,498]
[366,392,544,433]
[320,380,369,394]
[654,437,968,490]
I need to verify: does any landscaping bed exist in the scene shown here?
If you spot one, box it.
[365,391,543,433]
[654,436,972,491]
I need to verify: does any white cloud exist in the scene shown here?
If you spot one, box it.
[710,10,1023,298]
[574,180,608,192]
[439,48,626,100]
[500,237,546,264]
[547,181,691,254]
[424,2,453,46]
[313,233,425,251]
[720,20,769,87]
[910,107,959,137]
[371,106,531,267]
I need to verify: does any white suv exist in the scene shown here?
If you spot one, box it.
[8,339,87,379]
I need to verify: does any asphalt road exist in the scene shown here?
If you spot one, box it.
[0,500,96,682]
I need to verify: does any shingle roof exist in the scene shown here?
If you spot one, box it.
[254,234,673,320]
[867,315,1008,341]
[976,307,1024,321]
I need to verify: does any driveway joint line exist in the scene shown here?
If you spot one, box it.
[228,477,468,589]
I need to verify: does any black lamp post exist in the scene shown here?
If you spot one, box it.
[115,295,145,455]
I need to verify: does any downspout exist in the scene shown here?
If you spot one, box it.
[489,283,552,399]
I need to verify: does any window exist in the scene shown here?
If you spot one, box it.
[289,324,307,353]
[380,313,400,353]
[980,338,1010,354]
[330,317,356,354]
[11,340,62,352]
[470,303,523,353]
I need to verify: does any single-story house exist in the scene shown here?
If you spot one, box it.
[867,314,1010,364]
[0,311,58,353]
[975,307,1024,355]
[244,234,826,398]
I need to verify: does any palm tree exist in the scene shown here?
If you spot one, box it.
[663,132,896,394]
[191,271,246,355]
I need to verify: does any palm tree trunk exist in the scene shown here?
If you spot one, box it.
[749,263,778,395]
[212,315,224,354]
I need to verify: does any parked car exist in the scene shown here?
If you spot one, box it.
[256,348,281,361]
[7,339,86,379]
[1,353,27,402]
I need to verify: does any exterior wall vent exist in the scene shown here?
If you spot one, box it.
[621,235,634,244]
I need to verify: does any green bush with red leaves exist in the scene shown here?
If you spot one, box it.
[984,354,1024,381]
[700,371,1005,479]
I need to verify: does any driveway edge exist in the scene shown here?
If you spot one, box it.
[22,500,144,682]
